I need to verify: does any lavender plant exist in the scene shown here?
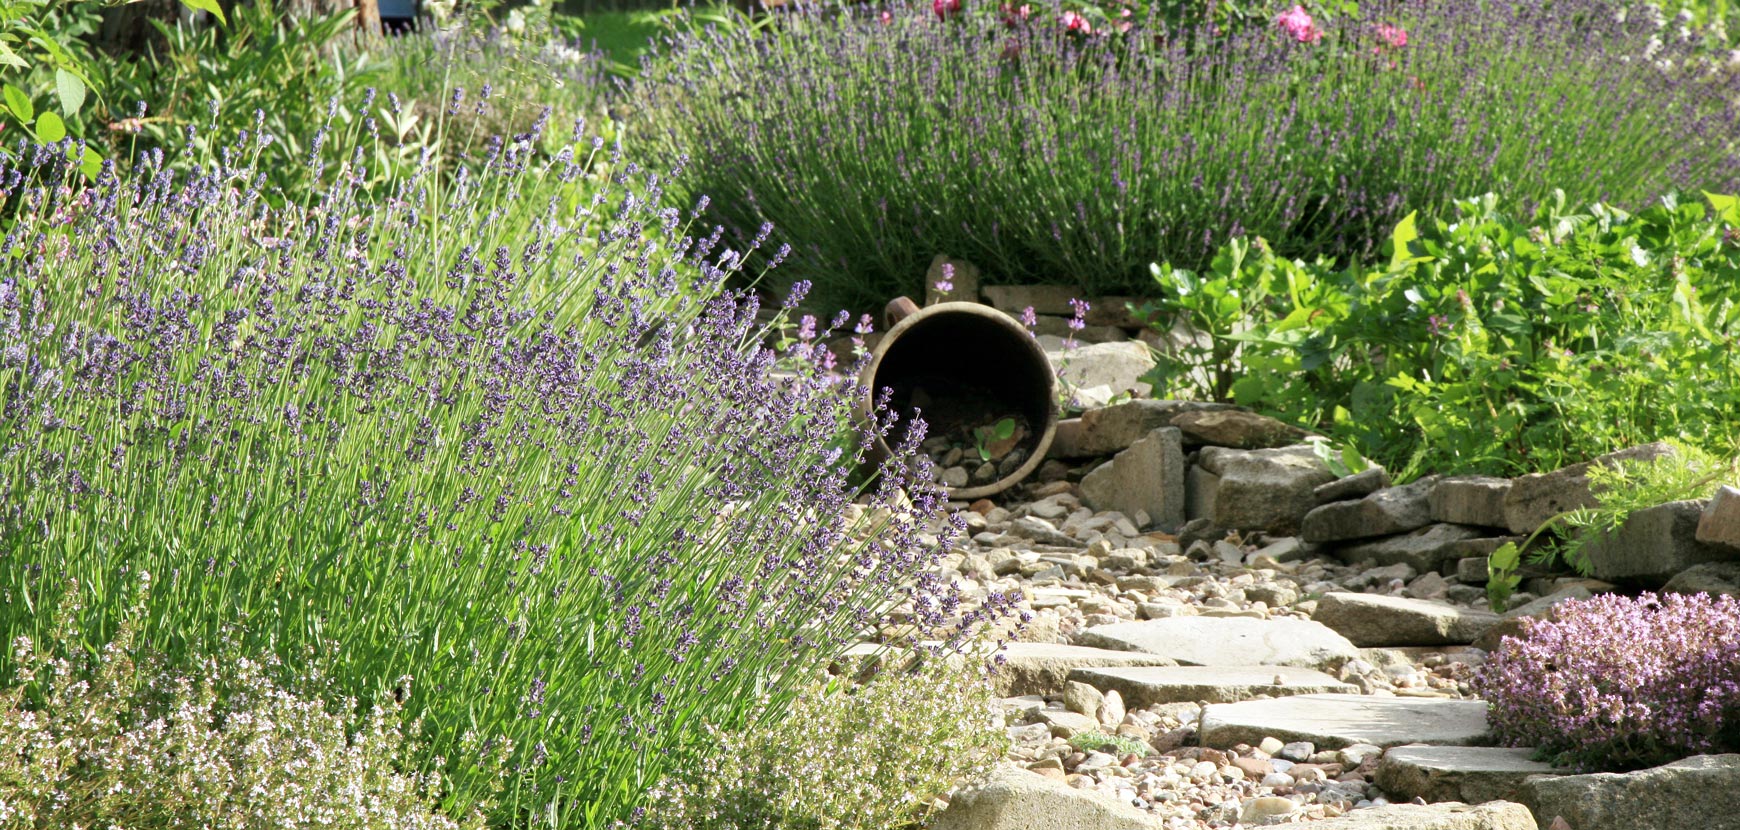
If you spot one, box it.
[1474,592,1740,772]
[0,96,995,826]
[634,0,1740,310]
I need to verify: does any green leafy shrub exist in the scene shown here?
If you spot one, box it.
[642,648,1007,830]
[1144,192,1740,476]
[635,0,1740,310]
[1,578,491,829]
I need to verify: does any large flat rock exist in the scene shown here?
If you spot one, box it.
[1065,665,1356,706]
[1199,694,1490,750]
[1521,754,1740,830]
[1503,442,1676,535]
[1700,486,1740,549]
[1303,477,1438,543]
[1312,592,1501,647]
[1375,744,1565,805]
[1196,445,1335,536]
[930,765,1164,830]
[991,642,1177,697]
[1075,617,1359,671]
[1580,499,1736,586]
[1050,400,1237,459]
[1299,802,1535,830]
[1334,524,1497,573]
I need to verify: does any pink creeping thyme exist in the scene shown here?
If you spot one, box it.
[1473,592,1740,772]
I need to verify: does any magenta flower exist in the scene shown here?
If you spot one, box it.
[933,0,962,21]
[1275,5,1323,43]
[1061,10,1091,33]
[1375,22,1408,48]
[934,262,955,293]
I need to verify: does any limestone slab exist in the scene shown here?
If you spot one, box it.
[1075,617,1359,671]
[1503,441,1675,534]
[930,765,1164,830]
[1697,485,1740,549]
[1375,744,1565,805]
[1299,802,1535,830]
[1196,445,1334,536]
[991,642,1177,697]
[1334,524,1495,573]
[1067,665,1356,706]
[1303,477,1438,543]
[1311,592,1500,647]
[1581,499,1736,585]
[1081,427,1185,530]
[1430,476,1512,528]
[1198,694,1490,750]
[1521,754,1740,830]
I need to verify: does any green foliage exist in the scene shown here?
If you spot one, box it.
[1066,730,1152,758]
[1148,193,1740,478]
[1307,436,1371,478]
[973,417,1017,462]
[641,648,1007,830]
[1,579,491,830]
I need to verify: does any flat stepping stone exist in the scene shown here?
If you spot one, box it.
[991,642,1176,697]
[1066,665,1356,706]
[1199,693,1489,750]
[1312,592,1500,647]
[1301,801,1535,830]
[1076,617,1359,671]
[1376,744,1566,804]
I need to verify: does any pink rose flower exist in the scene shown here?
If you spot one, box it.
[1275,5,1323,43]
[1061,9,1091,32]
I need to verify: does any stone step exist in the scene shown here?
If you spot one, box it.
[1198,694,1490,750]
[1074,616,1359,671]
[990,642,1176,697]
[1375,744,1566,805]
[1298,801,1534,830]
[1067,665,1356,706]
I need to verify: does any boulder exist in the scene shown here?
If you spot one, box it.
[990,643,1176,697]
[1049,399,1236,459]
[1066,665,1356,706]
[1579,499,1736,585]
[1170,409,1315,449]
[1196,445,1335,535]
[981,284,1078,316]
[1080,427,1185,530]
[1430,476,1513,528]
[1303,478,1439,543]
[925,254,982,305]
[1314,466,1393,505]
[1698,485,1740,549]
[1502,441,1676,535]
[1662,561,1740,598]
[1297,802,1535,830]
[1520,754,1740,830]
[1048,341,1156,407]
[1311,592,1501,647]
[929,765,1164,830]
[1376,745,1565,805]
[1185,465,1220,523]
[1198,694,1490,750]
[1075,617,1359,671]
[1335,524,1497,573]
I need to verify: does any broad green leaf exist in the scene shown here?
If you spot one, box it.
[34,111,65,142]
[3,84,31,123]
[54,68,84,116]
[77,146,103,179]
[1489,541,1520,571]
[1707,191,1740,225]
[0,43,26,70]
[179,0,227,23]
[1386,211,1419,272]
